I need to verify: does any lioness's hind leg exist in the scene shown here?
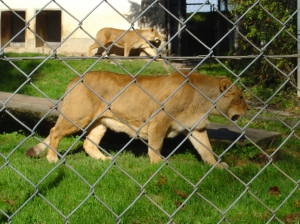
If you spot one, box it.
[83,123,111,161]
[86,42,101,56]
[46,127,63,163]
[46,116,86,163]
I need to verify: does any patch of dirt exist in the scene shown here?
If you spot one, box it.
[250,148,279,165]
[269,186,280,196]
[284,213,300,223]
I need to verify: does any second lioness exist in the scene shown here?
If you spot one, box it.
[26,71,248,168]
[86,27,162,57]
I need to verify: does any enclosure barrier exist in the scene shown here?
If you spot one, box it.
[0,0,299,223]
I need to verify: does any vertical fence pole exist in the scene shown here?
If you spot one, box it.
[298,0,300,98]
[177,0,182,56]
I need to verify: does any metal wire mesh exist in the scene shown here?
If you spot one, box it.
[0,0,299,223]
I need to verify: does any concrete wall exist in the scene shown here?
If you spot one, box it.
[1,0,167,56]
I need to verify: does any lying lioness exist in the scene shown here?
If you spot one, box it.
[86,27,162,57]
[26,71,248,168]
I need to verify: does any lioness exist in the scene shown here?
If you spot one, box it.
[86,27,162,57]
[26,71,248,168]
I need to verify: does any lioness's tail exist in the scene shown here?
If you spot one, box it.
[26,135,50,157]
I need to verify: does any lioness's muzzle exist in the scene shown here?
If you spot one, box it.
[232,115,240,121]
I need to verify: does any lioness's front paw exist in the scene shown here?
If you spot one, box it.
[100,156,112,161]
[150,156,163,164]
[217,162,229,169]
[89,151,112,161]
[46,154,58,163]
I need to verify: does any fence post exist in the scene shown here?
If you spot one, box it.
[298,0,300,98]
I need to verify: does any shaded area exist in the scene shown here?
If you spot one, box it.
[0,56,46,95]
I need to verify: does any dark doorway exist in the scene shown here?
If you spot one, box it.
[166,0,230,56]
[35,10,61,47]
[1,11,26,47]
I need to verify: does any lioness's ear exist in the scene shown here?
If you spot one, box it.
[220,79,235,95]
[150,27,154,32]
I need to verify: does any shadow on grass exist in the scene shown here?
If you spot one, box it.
[0,168,65,223]
[53,128,203,162]
[38,168,66,194]
[99,129,202,161]
[0,59,42,93]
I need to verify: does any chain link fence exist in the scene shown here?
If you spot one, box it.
[0,0,299,223]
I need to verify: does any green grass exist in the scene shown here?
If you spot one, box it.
[0,130,299,223]
[0,53,299,223]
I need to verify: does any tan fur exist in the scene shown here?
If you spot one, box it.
[26,71,248,168]
[86,27,162,57]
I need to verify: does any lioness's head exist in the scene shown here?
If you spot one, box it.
[218,78,248,121]
[142,28,162,44]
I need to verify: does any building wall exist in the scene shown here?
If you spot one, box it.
[1,0,166,56]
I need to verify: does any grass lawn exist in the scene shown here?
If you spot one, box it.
[0,53,299,223]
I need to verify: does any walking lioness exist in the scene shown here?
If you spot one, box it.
[26,71,248,168]
[86,27,162,57]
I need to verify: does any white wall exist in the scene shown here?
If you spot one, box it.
[0,0,142,55]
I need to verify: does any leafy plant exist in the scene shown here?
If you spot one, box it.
[228,0,297,98]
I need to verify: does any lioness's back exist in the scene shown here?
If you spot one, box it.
[67,71,222,103]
